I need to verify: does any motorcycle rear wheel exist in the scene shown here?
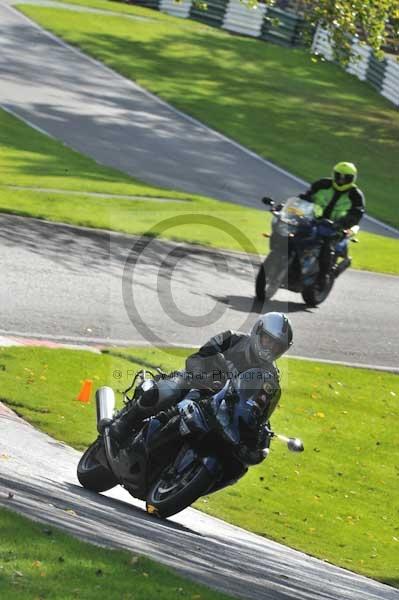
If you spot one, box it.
[77,438,118,493]
[255,253,282,301]
[146,461,213,518]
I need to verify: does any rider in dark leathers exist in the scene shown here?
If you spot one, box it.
[110,312,293,465]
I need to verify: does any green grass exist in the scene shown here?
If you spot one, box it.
[0,345,398,584]
[0,106,191,199]
[1,108,398,273]
[0,345,190,449]
[18,3,399,229]
[3,188,399,273]
[0,507,231,600]
[54,0,214,28]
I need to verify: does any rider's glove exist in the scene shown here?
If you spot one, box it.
[209,353,228,388]
[237,445,269,465]
[194,372,224,392]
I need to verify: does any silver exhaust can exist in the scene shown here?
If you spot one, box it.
[96,386,116,433]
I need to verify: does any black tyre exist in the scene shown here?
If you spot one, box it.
[77,439,118,493]
[302,275,334,307]
[255,253,283,302]
[146,460,214,519]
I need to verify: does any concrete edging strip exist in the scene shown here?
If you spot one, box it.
[1,333,398,374]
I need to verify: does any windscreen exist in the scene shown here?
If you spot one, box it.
[280,197,314,225]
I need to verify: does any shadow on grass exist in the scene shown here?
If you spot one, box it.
[380,579,399,589]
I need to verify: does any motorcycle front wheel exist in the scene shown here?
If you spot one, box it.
[302,275,334,307]
[255,252,284,301]
[146,460,214,519]
[77,438,118,493]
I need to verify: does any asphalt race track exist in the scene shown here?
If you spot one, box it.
[1,405,398,600]
[0,4,398,599]
[1,215,398,370]
[0,0,398,239]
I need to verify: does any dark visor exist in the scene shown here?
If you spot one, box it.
[259,331,285,357]
[334,171,354,185]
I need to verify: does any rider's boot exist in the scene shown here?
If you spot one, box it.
[109,401,148,443]
[333,257,351,278]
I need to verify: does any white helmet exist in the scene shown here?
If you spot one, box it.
[250,312,293,363]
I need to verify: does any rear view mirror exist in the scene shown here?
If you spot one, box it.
[262,197,274,206]
[287,438,304,453]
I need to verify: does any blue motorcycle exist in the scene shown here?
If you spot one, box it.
[255,197,359,306]
[77,369,304,519]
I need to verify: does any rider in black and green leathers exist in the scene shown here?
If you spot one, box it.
[299,162,365,284]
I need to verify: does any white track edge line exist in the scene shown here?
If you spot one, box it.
[0,103,56,138]
[1,331,398,373]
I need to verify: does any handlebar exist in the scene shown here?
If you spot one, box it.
[261,197,283,213]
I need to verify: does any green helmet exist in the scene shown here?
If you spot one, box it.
[332,162,357,192]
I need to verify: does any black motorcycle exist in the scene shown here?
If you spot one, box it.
[77,369,304,519]
[255,197,359,306]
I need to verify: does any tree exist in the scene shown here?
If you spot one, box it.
[296,0,399,63]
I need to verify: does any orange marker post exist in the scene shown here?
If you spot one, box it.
[76,379,93,404]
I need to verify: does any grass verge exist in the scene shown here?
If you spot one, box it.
[0,507,231,600]
[0,345,398,584]
[1,108,398,273]
[18,2,399,229]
